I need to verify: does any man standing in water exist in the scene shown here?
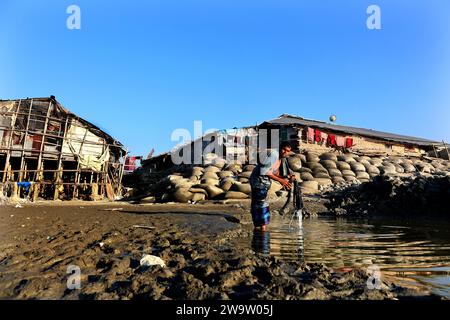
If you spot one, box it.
[249,142,294,232]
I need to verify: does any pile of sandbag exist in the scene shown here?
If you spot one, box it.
[150,151,450,203]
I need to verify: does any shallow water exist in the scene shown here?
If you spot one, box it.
[250,214,450,297]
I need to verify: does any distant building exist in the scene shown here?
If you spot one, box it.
[143,113,443,172]
[0,96,126,201]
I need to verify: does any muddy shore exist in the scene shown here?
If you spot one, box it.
[0,201,440,300]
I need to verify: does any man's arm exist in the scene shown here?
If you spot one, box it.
[267,173,292,190]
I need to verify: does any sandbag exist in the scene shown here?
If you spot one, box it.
[238,177,249,183]
[313,178,332,187]
[356,171,370,180]
[231,182,251,194]
[287,155,302,172]
[300,181,319,190]
[203,185,225,198]
[320,160,337,169]
[202,171,219,180]
[300,172,314,181]
[204,165,221,173]
[239,171,252,179]
[343,175,357,182]
[212,157,226,169]
[220,178,235,191]
[201,178,220,186]
[332,176,345,184]
[217,171,234,179]
[341,170,356,177]
[243,165,256,172]
[394,164,405,173]
[369,158,383,166]
[306,152,320,163]
[337,161,351,171]
[173,188,194,203]
[366,165,380,175]
[299,167,313,174]
[224,191,249,199]
[192,193,206,202]
[327,168,342,177]
[224,164,242,174]
[319,152,338,162]
[314,172,331,179]
[189,187,208,196]
[350,162,366,172]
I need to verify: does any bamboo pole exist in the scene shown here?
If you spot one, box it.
[2,100,21,183]
[53,116,70,200]
[18,100,34,182]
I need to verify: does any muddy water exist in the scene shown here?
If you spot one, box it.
[250,214,450,298]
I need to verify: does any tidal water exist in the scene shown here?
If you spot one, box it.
[251,214,450,297]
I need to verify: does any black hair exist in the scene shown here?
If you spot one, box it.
[280,141,292,150]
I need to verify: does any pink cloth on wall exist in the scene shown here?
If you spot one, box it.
[336,136,345,147]
[307,128,314,143]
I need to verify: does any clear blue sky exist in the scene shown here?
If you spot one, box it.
[1,0,449,155]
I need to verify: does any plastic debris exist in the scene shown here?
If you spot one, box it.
[140,254,166,268]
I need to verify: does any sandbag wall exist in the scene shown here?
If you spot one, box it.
[150,152,450,203]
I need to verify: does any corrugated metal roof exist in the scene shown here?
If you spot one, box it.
[261,114,440,147]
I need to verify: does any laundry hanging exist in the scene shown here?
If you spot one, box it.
[336,136,345,147]
[346,138,354,148]
[327,134,336,146]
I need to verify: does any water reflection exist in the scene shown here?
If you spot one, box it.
[261,214,450,297]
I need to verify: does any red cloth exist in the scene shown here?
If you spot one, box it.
[125,156,138,171]
[314,129,322,143]
[327,134,336,146]
[345,138,354,148]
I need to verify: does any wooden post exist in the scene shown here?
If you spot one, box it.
[2,100,21,183]
[443,141,450,160]
[73,123,88,199]
[18,100,34,182]
[34,100,53,182]
[53,116,70,200]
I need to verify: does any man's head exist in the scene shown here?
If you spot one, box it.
[279,141,292,158]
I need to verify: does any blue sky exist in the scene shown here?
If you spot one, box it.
[1,0,449,155]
